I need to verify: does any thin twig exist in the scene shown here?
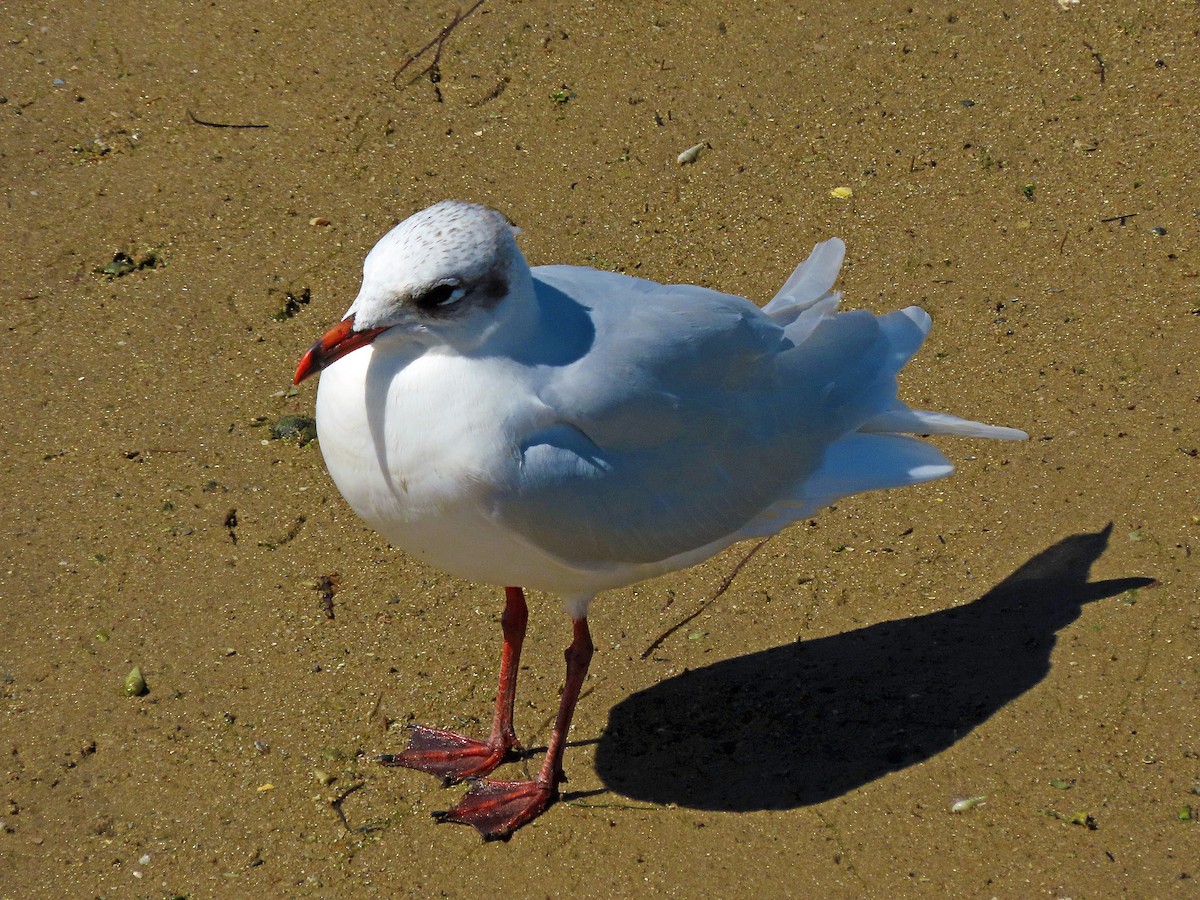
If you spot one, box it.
[392,0,488,99]
[330,781,367,831]
[1082,41,1106,85]
[469,75,510,107]
[640,538,770,659]
[564,798,664,812]
[187,109,268,129]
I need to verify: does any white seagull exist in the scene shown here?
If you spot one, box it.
[294,200,1026,840]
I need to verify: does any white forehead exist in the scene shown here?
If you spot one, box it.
[362,200,517,290]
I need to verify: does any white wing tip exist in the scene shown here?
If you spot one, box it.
[910,463,955,481]
[986,426,1029,441]
[898,305,933,335]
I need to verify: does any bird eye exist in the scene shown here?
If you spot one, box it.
[414,282,463,311]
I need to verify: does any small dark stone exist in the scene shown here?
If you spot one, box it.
[270,415,317,446]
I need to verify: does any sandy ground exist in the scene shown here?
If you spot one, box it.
[2,0,1197,896]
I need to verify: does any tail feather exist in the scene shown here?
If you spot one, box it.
[861,408,1029,441]
[764,237,846,325]
[750,238,1027,543]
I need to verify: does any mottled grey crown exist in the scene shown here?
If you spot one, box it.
[363,201,517,299]
[345,200,527,335]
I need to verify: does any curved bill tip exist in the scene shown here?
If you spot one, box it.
[293,315,387,385]
[293,346,319,385]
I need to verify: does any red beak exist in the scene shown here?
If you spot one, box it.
[294,314,388,384]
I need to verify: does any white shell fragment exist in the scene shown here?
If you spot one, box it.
[951,796,987,812]
[677,142,705,165]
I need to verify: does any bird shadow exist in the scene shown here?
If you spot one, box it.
[593,524,1156,811]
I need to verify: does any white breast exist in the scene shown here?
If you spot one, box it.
[313,343,583,592]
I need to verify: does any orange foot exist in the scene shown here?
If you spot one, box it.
[433,778,557,841]
[379,724,516,784]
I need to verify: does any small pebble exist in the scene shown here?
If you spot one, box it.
[270,415,317,446]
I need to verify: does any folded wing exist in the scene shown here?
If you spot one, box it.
[490,252,1024,569]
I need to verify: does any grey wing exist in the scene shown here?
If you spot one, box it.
[490,268,828,567]
[488,255,1026,571]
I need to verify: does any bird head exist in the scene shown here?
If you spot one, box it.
[294,201,531,383]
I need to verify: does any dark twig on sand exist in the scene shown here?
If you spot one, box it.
[187,109,269,129]
[640,538,770,659]
[330,781,367,831]
[469,75,510,108]
[1082,41,1106,85]
[392,0,488,101]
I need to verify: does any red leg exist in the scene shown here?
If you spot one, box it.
[434,616,594,840]
[380,586,528,783]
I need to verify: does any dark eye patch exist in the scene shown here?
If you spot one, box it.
[413,282,461,312]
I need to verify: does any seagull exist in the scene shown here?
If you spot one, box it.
[293,200,1026,840]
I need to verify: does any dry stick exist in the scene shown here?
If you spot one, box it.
[392,0,488,93]
[330,781,367,831]
[469,75,510,108]
[1082,41,1106,85]
[640,538,770,660]
[187,109,268,129]
[368,691,384,725]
